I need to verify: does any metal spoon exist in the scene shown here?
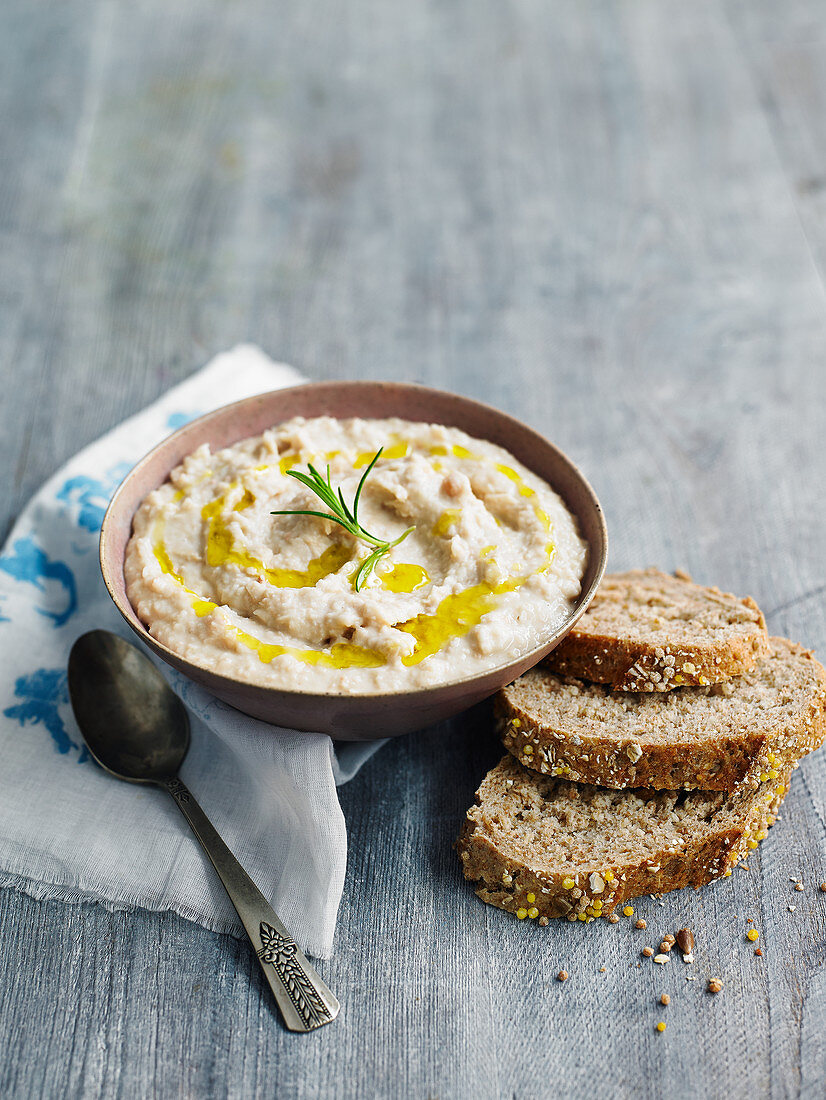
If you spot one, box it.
[67,629,340,1032]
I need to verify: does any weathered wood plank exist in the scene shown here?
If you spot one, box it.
[726,0,826,303]
[1,0,825,1096]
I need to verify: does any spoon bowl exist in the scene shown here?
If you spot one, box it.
[68,630,189,783]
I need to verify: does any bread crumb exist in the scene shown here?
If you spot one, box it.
[708,978,723,994]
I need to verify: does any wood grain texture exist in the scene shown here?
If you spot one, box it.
[1,0,826,1096]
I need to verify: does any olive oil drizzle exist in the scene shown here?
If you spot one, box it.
[432,509,461,537]
[395,538,555,667]
[152,532,217,618]
[202,489,351,589]
[231,626,385,669]
[380,562,430,593]
[354,440,408,468]
[397,577,520,666]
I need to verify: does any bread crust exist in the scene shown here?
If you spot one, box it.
[498,638,826,792]
[545,569,771,690]
[456,758,792,923]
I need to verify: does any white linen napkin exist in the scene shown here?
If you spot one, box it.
[0,346,384,959]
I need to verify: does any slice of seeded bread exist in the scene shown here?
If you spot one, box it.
[545,568,770,690]
[457,754,792,923]
[498,637,826,792]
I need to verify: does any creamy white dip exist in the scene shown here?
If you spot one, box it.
[124,417,587,693]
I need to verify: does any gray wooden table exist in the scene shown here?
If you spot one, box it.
[2,1,826,1096]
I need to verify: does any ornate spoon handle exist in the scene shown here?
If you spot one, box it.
[164,776,340,1032]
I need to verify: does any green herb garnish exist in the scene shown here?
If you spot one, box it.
[271,448,415,592]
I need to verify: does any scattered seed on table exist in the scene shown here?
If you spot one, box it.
[557,970,568,982]
[660,994,670,1006]
[708,978,723,994]
[675,928,694,954]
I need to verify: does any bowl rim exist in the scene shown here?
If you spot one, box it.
[100,379,608,701]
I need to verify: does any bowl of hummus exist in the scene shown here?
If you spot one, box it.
[101,382,607,737]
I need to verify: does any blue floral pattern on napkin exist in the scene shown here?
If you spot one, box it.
[3,668,88,762]
[0,538,78,627]
[56,461,132,533]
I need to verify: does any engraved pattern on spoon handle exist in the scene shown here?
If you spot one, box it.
[163,777,339,1032]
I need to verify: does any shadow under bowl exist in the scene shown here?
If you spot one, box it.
[100,381,607,739]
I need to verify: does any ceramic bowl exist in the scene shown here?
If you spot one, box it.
[100,381,607,738]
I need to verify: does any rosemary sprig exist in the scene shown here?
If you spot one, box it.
[271,448,415,591]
